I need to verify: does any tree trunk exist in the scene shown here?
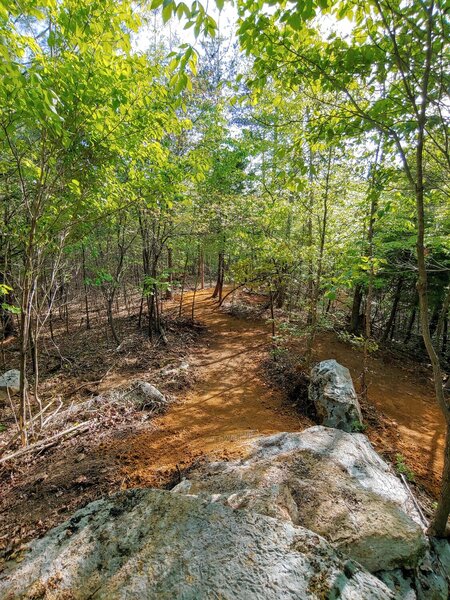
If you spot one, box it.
[166,246,173,300]
[212,250,224,300]
[305,147,332,368]
[192,253,199,322]
[412,36,449,531]
[199,247,205,290]
[404,297,417,343]
[107,297,119,345]
[269,287,275,339]
[435,285,450,353]
[82,245,91,330]
[382,276,404,342]
[179,254,189,318]
[361,137,382,402]
[19,269,32,446]
[442,315,448,356]
[350,284,363,334]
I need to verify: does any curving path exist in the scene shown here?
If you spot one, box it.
[115,288,444,496]
[114,289,307,486]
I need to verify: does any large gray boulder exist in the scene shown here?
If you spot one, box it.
[309,359,363,431]
[173,427,427,572]
[0,488,394,600]
[0,369,20,401]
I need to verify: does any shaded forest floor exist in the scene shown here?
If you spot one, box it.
[0,287,443,561]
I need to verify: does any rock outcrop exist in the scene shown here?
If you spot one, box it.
[0,488,394,600]
[1,353,447,599]
[309,359,362,431]
[174,427,426,572]
[379,538,450,599]
[0,369,20,401]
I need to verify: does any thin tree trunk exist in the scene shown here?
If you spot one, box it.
[412,6,449,532]
[138,295,144,329]
[350,284,363,334]
[361,136,383,402]
[269,287,275,340]
[435,285,450,352]
[305,147,332,368]
[442,315,448,356]
[179,254,189,318]
[373,0,449,535]
[199,247,205,290]
[0,271,15,339]
[192,253,199,322]
[212,251,224,299]
[107,297,120,345]
[382,276,404,342]
[404,297,417,343]
[64,284,69,334]
[82,245,91,330]
[166,246,173,300]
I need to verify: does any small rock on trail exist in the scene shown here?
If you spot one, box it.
[0,369,21,402]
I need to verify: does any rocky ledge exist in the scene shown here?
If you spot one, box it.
[1,361,448,599]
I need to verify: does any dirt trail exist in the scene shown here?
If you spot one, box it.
[2,288,444,558]
[114,290,308,486]
[114,289,444,496]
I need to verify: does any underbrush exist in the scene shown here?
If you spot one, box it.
[263,345,318,422]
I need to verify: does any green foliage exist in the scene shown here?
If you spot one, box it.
[338,332,379,353]
[86,271,115,287]
[1,303,21,315]
[395,454,416,483]
[269,344,288,360]
[0,284,12,296]
[142,275,171,296]
[351,420,367,433]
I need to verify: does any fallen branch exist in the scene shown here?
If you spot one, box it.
[0,421,91,465]
[0,398,58,456]
[399,473,429,528]
[218,273,280,307]
[0,335,16,349]
[67,379,103,397]
[41,397,64,428]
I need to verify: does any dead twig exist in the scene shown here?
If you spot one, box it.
[67,363,117,397]
[400,473,429,528]
[0,421,91,465]
[1,398,58,455]
[41,397,64,428]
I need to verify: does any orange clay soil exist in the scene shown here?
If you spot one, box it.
[111,289,310,487]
